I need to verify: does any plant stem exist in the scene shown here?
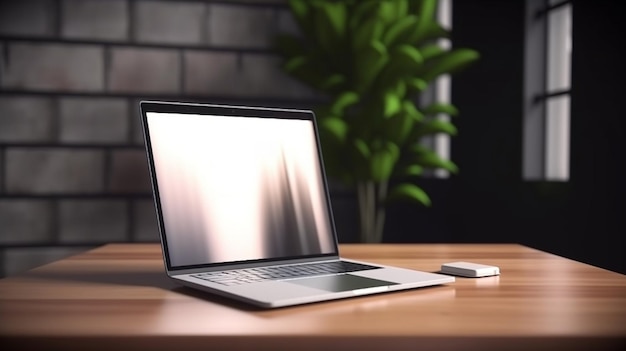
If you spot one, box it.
[356,180,387,243]
[374,180,388,243]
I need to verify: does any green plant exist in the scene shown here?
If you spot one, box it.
[275,0,479,243]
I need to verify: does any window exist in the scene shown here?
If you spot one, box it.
[523,0,573,181]
[420,0,453,178]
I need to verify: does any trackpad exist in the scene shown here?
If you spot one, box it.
[288,274,397,292]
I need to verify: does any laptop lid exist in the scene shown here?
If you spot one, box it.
[140,101,340,273]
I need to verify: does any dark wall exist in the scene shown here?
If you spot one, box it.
[448,0,526,243]
[376,0,626,274]
[450,0,625,274]
[566,0,625,273]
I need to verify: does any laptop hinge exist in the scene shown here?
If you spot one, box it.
[168,255,341,276]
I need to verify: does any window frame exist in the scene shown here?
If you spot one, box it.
[523,0,573,181]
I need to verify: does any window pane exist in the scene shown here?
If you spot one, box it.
[433,0,452,178]
[547,3,572,92]
[545,95,570,180]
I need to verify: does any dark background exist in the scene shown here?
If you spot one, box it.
[344,0,625,275]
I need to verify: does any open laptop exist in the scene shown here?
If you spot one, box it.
[140,101,454,308]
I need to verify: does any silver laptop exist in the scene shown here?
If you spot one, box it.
[140,101,454,308]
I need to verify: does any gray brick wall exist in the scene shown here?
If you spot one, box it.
[5,149,105,193]
[0,200,54,244]
[185,51,313,98]
[59,200,127,243]
[184,51,239,95]
[2,43,104,91]
[59,97,129,143]
[0,97,55,142]
[108,47,180,93]
[0,0,322,277]
[62,0,129,40]
[208,4,276,48]
[240,53,313,98]
[0,0,56,37]
[135,1,206,44]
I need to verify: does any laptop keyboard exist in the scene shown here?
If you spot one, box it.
[192,261,380,286]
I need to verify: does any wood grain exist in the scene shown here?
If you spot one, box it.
[1,244,625,351]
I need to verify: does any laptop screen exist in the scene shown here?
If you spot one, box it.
[145,110,337,269]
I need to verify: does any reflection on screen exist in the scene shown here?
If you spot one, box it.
[146,112,336,267]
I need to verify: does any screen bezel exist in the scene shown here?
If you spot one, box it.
[139,101,341,272]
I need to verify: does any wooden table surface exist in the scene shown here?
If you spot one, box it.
[0,243,625,350]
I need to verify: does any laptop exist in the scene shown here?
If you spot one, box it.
[140,101,454,308]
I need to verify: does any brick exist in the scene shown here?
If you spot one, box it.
[108,48,180,93]
[184,51,313,99]
[0,96,55,142]
[61,0,128,40]
[5,149,105,194]
[184,51,239,96]
[208,4,275,48]
[2,43,104,91]
[59,97,129,143]
[59,199,127,243]
[0,0,56,37]
[0,200,53,244]
[133,200,159,242]
[108,149,152,193]
[3,247,88,277]
[240,53,314,98]
[135,0,205,44]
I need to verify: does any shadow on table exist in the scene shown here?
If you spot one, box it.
[22,269,263,311]
[24,269,178,290]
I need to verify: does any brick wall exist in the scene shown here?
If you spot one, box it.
[0,0,315,277]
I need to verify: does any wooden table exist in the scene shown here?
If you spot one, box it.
[0,244,625,350]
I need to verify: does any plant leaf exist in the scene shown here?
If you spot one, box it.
[413,149,459,173]
[385,111,414,144]
[404,164,424,176]
[313,1,347,54]
[330,91,360,115]
[355,40,389,93]
[320,74,346,91]
[378,1,397,24]
[387,183,432,206]
[349,0,381,30]
[384,91,402,118]
[353,17,385,50]
[419,43,446,61]
[321,1,347,39]
[369,141,400,181]
[382,15,417,47]
[353,138,370,159]
[406,77,428,92]
[377,45,423,90]
[410,0,437,44]
[415,119,458,137]
[321,117,348,143]
[423,102,459,116]
[284,56,307,73]
[370,150,394,182]
[420,49,480,82]
[402,100,424,121]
